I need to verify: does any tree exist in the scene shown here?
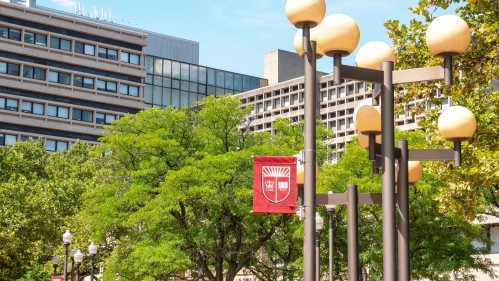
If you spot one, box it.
[316,131,494,281]
[0,139,96,280]
[384,0,499,218]
[84,95,334,281]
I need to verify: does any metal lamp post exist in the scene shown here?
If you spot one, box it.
[325,191,336,281]
[70,248,76,281]
[74,250,83,281]
[88,242,98,280]
[315,212,324,281]
[62,230,72,281]
[52,255,59,276]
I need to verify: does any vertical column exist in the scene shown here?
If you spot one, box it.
[347,184,359,281]
[381,61,396,281]
[397,140,409,281]
[303,26,317,281]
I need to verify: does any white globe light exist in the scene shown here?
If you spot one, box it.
[293,28,324,59]
[353,99,381,134]
[438,106,476,141]
[426,15,471,57]
[316,14,360,57]
[355,41,396,70]
[285,0,326,28]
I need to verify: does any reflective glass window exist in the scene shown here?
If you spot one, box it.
[24,32,35,44]
[73,76,83,87]
[252,77,259,90]
[234,74,242,91]
[144,85,153,103]
[83,77,94,89]
[145,56,154,74]
[189,82,197,92]
[144,74,153,84]
[120,52,129,63]
[0,62,6,73]
[225,73,233,89]
[56,141,68,152]
[0,27,7,38]
[207,86,216,96]
[162,77,171,88]
[153,86,162,105]
[216,71,225,88]
[75,42,84,54]
[198,84,206,94]
[49,71,59,83]
[107,49,118,61]
[35,34,47,46]
[172,79,180,89]
[9,28,20,41]
[163,60,171,77]
[207,69,215,86]
[198,67,206,84]
[189,92,197,107]
[181,63,189,80]
[129,86,139,97]
[0,97,4,108]
[119,84,128,95]
[172,61,180,79]
[181,81,189,91]
[6,99,18,111]
[154,58,163,75]
[153,75,162,86]
[162,88,171,106]
[243,76,251,91]
[23,66,45,80]
[60,39,71,51]
[7,64,19,76]
[216,87,224,96]
[129,54,139,65]
[190,65,198,82]
[180,91,189,107]
[171,89,180,108]
[46,140,56,151]
[84,44,95,56]
[23,66,33,78]
[98,47,107,58]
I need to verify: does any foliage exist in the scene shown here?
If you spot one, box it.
[316,131,494,281]
[0,140,96,280]
[84,95,334,281]
[385,0,499,218]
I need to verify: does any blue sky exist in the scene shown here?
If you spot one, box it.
[38,0,456,78]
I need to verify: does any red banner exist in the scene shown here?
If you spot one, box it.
[51,277,63,281]
[252,156,297,214]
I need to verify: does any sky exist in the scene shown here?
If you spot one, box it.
[37,0,457,78]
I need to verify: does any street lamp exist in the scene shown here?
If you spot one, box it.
[315,212,324,281]
[70,248,76,281]
[62,230,72,281]
[74,250,83,281]
[88,242,98,280]
[52,255,59,276]
[325,191,336,281]
[285,1,326,281]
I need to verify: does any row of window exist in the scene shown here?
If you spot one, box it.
[0,24,140,65]
[0,97,117,125]
[144,85,238,109]
[0,133,69,152]
[0,61,139,97]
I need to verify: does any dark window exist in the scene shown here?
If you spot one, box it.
[0,133,17,146]
[24,32,46,46]
[50,37,71,51]
[20,136,38,142]
[0,97,19,111]
[0,61,20,76]
[47,105,69,119]
[96,112,116,125]
[7,27,20,41]
[72,109,93,122]
[45,139,68,152]
[98,47,118,61]
[75,42,94,56]
[120,52,140,65]
[23,66,45,81]
[73,75,94,89]
[48,71,70,85]
[96,80,117,93]
[21,101,44,115]
[119,84,139,97]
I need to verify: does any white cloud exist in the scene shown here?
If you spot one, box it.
[51,0,76,8]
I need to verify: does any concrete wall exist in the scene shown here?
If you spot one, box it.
[264,49,304,85]
[143,31,199,64]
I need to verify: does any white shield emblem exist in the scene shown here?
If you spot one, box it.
[262,166,291,203]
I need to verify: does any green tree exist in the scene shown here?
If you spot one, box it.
[0,139,96,280]
[384,0,499,218]
[316,131,494,281]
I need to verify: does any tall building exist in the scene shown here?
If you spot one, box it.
[0,0,266,150]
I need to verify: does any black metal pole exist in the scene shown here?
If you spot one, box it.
[75,264,80,281]
[53,265,57,276]
[347,184,359,281]
[316,231,321,281]
[454,140,461,167]
[298,185,304,211]
[397,140,410,281]
[303,26,317,281]
[71,257,74,281]
[381,61,396,281]
[444,56,452,86]
[333,54,342,85]
[90,255,95,280]
[63,244,69,281]
[327,208,335,281]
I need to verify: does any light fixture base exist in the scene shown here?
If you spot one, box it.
[294,21,318,29]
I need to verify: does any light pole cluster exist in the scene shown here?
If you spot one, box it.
[286,1,474,281]
[54,230,99,280]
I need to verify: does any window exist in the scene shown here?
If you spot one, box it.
[266,101,272,110]
[0,97,19,111]
[0,62,20,76]
[47,105,69,119]
[96,80,117,93]
[347,85,354,96]
[357,82,365,93]
[20,136,38,142]
[98,47,118,61]
[21,101,44,115]
[0,26,21,41]
[48,71,70,85]
[24,32,47,46]
[72,109,93,122]
[322,92,328,101]
[23,66,46,81]
[284,96,290,106]
[96,112,116,125]
[73,75,94,89]
[119,84,139,97]
[274,98,280,109]
[0,134,17,146]
[120,52,140,65]
[45,139,68,152]
[292,94,299,104]
[339,87,346,97]
[75,42,95,56]
[50,37,71,51]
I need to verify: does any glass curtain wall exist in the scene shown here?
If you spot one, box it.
[144,56,265,108]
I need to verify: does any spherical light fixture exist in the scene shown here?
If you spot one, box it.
[315,212,324,231]
[355,41,396,70]
[438,106,476,141]
[357,133,381,150]
[316,14,360,57]
[285,0,326,28]
[74,250,83,264]
[426,15,471,57]
[62,230,72,245]
[294,28,325,59]
[395,161,423,185]
[353,99,381,135]
[325,191,336,210]
[88,242,98,257]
